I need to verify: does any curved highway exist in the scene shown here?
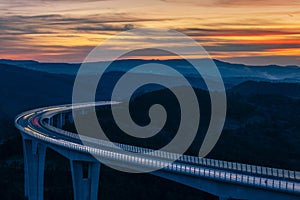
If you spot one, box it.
[15,102,300,200]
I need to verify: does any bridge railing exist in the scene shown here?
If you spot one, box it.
[164,162,300,194]
[179,155,300,181]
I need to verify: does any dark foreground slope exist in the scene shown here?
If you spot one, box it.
[0,63,74,139]
[77,82,299,171]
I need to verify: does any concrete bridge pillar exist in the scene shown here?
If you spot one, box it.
[70,160,101,200]
[56,113,65,129]
[22,138,46,200]
[49,117,54,126]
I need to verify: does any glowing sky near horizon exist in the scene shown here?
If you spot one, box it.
[1,0,300,65]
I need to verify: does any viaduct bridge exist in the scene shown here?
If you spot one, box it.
[15,102,300,200]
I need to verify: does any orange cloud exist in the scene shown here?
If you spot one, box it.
[1,0,300,65]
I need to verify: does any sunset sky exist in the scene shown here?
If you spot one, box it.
[1,0,300,65]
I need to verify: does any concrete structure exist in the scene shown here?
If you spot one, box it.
[15,102,300,200]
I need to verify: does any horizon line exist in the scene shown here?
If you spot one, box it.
[1,57,299,68]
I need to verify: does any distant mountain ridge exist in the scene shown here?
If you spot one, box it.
[0,58,299,88]
[1,58,299,68]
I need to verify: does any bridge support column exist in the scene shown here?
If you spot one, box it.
[70,160,100,200]
[49,117,53,126]
[23,138,46,200]
[56,113,65,129]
